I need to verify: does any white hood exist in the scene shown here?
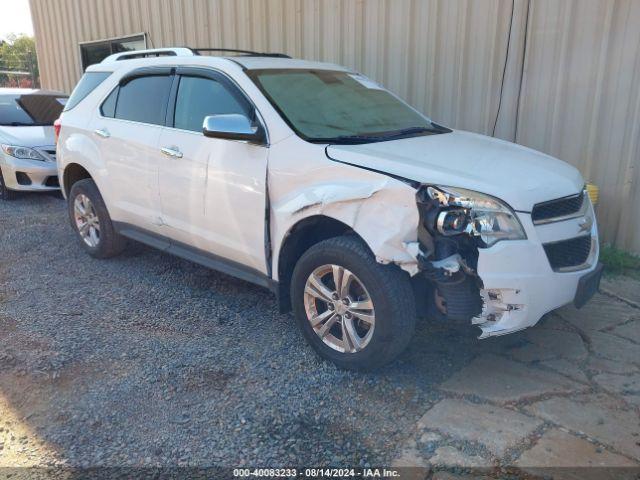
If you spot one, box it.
[0,125,55,149]
[326,130,584,211]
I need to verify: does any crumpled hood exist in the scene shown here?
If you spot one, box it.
[0,125,55,148]
[326,130,584,211]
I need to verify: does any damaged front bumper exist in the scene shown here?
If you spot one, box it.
[473,211,600,338]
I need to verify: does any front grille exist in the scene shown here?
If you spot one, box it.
[543,235,592,271]
[532,191,584,224]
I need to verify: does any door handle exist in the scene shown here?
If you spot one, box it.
[161,146,183,158]
[94,128,110,138]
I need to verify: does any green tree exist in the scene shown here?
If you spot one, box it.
[0,34,39,88]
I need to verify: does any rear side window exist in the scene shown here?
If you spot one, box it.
[64,72,111,111]
[174,76,250,132]
[114,75,172,126]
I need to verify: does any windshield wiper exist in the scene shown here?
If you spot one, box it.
[317,125,445,145]
[386,126,444,137]
[312,134,390,144]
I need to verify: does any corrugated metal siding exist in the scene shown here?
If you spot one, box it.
[516,0,640,252]
[29,0,640,253]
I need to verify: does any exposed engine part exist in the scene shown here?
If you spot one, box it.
[417,250,483,322]
[434,288,447,315]
[415,187,437,256]
[430,254,463,274]
[431,253,476,276]
[415,185,484,324]
[435,275,484,321]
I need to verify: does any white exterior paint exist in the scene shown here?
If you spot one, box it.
[267,135,421,276]
[476,202,599,337]
[57,53,601,340]
[327,131,584,212]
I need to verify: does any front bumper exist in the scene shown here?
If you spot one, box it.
[474,205,600,338]
[0,155,59,191]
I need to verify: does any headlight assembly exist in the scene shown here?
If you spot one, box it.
[426,185,526,246]
[1,144,45,161]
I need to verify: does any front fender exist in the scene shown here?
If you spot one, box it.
[271,174,420,279]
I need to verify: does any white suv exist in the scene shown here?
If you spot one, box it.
[57,48,602,370]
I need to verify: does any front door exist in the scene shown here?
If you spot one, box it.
[158,68,269,273]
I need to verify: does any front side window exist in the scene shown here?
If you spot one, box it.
[173,75,250,133]
[114,75,172,126]
[249,69,448,143]
[0,93,68,126]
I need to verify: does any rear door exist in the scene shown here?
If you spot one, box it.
[93,67,173,232]
[157,67,269,273]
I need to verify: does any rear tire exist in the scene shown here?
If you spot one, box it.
[68,179,126,259]
[0,170,17,201]
[291,236,416,371]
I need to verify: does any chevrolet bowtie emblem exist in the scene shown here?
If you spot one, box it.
[578,216,593,232]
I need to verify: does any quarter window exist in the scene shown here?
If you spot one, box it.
[100,87,118,117]
[174,75,250,133]
[114,75,172,126]
[64,71,111,111]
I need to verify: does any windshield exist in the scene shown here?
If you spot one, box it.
[0,93,68,126]
[249,69,449,143]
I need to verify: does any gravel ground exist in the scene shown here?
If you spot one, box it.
[0,193,504,468]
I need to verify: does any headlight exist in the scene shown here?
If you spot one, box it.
[426,186,526,246]
[1,144,45,161]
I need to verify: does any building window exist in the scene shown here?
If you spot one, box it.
[80,34,146,70]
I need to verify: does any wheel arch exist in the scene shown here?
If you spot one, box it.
[276,215,370,313]
[62,163,93,198]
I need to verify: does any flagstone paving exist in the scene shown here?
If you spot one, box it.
[440,354,585,402]
[395,276,640,475]
[416,399,542,457]
[515,428,637,467]
[525,394,640,460]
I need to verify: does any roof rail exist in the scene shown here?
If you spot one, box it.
[100,47,292,64]
[101,47,196,63]
[192,48,291,58]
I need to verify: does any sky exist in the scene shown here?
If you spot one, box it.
[0,0,34,40]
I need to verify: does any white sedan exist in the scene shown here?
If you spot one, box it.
[0,88,67,200]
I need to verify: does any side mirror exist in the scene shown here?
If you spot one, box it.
[202,114,265,144]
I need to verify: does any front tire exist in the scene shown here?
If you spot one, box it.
[291,236,416,371]
[68,179,126,258]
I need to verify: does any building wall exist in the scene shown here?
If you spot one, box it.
[30,0,640,253]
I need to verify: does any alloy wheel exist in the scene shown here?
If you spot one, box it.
[303,264,375,353]
[74,194,100,247]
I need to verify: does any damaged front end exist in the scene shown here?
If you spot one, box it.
[415,185,527,336]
